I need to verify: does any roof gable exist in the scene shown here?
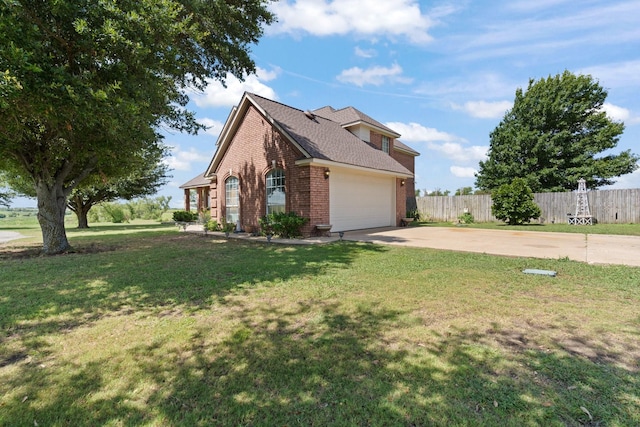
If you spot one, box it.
[312,106,401,138]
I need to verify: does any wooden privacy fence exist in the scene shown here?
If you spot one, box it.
[415,188,640,224]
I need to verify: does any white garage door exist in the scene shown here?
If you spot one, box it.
[330,169,395,231]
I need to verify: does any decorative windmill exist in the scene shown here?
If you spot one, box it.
[569,178,593,225]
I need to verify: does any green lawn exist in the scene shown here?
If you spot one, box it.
[1,222,639,426]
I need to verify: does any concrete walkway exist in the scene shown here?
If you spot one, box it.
[183,224,640,267]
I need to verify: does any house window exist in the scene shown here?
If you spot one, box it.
[225,176,239,223]
[266,169,286,214]
[382,136,390,154]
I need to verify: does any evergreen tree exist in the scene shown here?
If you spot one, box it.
[476,71,638,193]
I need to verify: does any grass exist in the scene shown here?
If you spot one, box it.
[1,221,639,426]
[417,220,640,236]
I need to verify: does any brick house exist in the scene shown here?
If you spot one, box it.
[180,92,419,235]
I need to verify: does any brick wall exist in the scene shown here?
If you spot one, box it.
[392,150,416,198]
[210,105,310,233]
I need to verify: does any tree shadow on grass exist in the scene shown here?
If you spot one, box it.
[2,301,638,426]
[0,233,386,356]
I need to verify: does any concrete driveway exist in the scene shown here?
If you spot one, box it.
[342,226,640,267]
[0,231,26,244]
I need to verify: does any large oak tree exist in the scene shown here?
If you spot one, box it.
[0,0,274,254]
[475,71,639,193]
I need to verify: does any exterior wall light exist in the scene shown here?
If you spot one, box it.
[324,169,330,179]
[401,179,406,186]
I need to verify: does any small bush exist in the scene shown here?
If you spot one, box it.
[205,219,219,231]
[172,210,198,222]
[491,178,541,225]
[458,212,474,224]
[407,208,421,221]
[102,203,129,223]
[261,212,308,238]
[220,217,236,234]
[126,196,172,221]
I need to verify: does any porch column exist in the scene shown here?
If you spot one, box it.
[184,189,191,211]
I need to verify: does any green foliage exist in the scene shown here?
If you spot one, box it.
[458,212,475,224]
[491,178,542,225]
[427,188,451,196]
[476,70,639,192]
[220,217,236,234]
[260,212,309,238]
[172,210,198,223]
[101,203,129,224]
[126,196,172,221]
[205,219,220,232]
[0,0,274,253]
[455,187,474,196]
[407,208,421,221]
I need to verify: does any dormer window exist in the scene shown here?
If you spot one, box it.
[382,136,390,154]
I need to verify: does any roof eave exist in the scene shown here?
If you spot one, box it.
[295,158,413,178]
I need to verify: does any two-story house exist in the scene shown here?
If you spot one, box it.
[180,92,419,236]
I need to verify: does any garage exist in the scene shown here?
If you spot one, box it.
[329,168,395,231]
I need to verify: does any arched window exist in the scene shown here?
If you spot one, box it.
[266,169,285,214]
[225,176,239,223]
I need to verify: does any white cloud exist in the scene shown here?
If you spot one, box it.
[198,118,225,137]
[191,67,279,108]
[268,0,435,44]
[450,166,477,178]
[355,46,377,58]
[428,142,488,163]
[337,63,412,87]
[580,60,640,89]
[385,121,459,143]
[386,121,487,163]
[602,103,630,122]
[602,167,640,190]
[451,3,640,63]
[415,73,517,100]
[164,146,211,171]
[452,100,512,119]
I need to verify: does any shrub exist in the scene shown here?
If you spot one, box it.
[205,219,219,232]
[102,203,129,223]
[172,210,198,222]
[458,212,474,224]
[220,217,236,234]
[260,211,308,238]
[407,208,421,221]
[126,196,172,221]
[491,178,541,225]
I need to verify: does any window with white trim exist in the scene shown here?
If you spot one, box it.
[382,136,390,154]
[266,169,286,214]
[225,176,239,223]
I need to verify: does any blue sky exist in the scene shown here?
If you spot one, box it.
[11,0,640,207]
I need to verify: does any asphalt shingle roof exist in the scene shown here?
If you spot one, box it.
[248,93,413,175]
[179,172,211,189]
[312,106,401,137]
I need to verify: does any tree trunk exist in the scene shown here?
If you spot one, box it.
[36,181,71,255]
[76,207,90,229]
[69,196,92,229]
